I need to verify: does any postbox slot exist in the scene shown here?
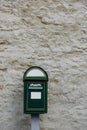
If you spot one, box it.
[29,86,43,90]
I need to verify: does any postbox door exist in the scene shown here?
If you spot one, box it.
[25,82,46,112]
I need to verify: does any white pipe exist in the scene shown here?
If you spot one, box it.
[31,114,40,130]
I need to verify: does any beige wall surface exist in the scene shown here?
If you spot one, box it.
[0,0,87,130]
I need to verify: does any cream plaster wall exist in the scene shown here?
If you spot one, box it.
[0,0,87,130]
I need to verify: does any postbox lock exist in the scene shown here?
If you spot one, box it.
[23,66,48,114]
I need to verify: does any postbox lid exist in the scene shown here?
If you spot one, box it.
[23,66,48,81]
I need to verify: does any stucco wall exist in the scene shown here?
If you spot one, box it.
[0,0,87,130]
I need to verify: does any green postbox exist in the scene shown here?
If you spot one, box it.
[23,66,48,114]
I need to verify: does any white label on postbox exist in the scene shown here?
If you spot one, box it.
[31,92,41,99]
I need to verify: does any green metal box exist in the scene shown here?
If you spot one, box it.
[23,66,48,114]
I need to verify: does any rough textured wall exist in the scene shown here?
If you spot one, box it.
[0,0,87,130]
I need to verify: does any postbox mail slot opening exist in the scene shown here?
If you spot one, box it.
[31,92,41,99]
[29,86,43,90]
